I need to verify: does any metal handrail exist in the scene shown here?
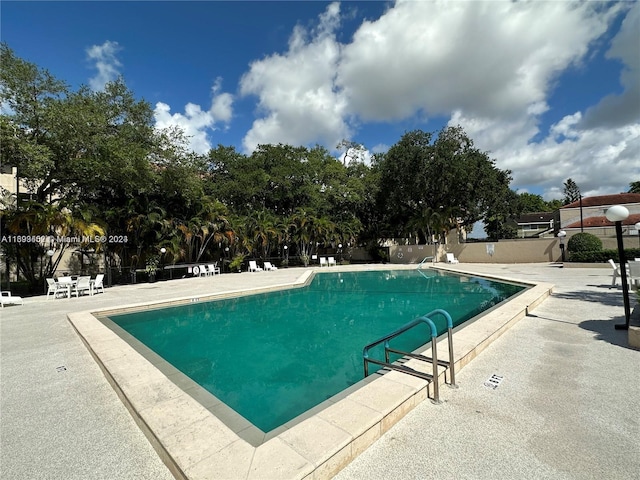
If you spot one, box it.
[363,309,456,404]
[417,256,434,268]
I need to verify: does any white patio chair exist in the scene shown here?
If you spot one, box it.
[264,262,278,271]
[46,278,65,299]
[57,276,74,298]
[319,257,328,267]
[73,276,93,297]
[327,257,336,266]
[608,259,621,288]
[1,291,23,307]
[446,253,459,264]
[248,260,263,272]
[207,264,221,275]
[628,261,640,288]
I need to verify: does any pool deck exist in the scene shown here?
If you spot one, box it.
[1,263,638,479]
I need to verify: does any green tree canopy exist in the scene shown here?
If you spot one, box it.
[374,126,513,243]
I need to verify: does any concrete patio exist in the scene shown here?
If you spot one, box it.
[1,263,638,479]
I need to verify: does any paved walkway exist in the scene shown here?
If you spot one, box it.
[1,264,638,479]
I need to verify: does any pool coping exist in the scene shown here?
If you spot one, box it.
[67,265,553,480]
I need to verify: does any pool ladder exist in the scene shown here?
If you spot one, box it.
[362,309,457,404]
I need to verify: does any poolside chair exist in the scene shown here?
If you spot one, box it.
[319,257,328,267]
[328,257,336,267]
[608,259,621,288]
[57,276,74,298]
[446,253,459,264]
[46,278,66,299]
[207,264,221,276]
[92,274,105,294]
[248,260,263,272]
[628,261,640,288]
[0,291,23,307]
[73,276,93,297]
[264,261,278,271]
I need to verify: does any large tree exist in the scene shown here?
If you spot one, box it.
[374,127,513,242]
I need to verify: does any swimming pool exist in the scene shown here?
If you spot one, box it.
[107,269,524,433]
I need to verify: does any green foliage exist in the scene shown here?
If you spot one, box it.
[374,126,514,242]
[569,249,640,263]
[567,232,602,253]
[517,192,561,213]
[629,181,640,194]
[229,254,246,272]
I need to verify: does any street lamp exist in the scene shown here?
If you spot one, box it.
[557,230,566,263]
[45,249,55,292]
[160,247,166,280]
[606,205,630,329]
[338,243,342,264]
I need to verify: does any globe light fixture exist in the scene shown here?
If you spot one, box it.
[557,230,567,263]
[605,205,630,329]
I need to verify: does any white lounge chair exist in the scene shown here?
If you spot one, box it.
[319,257,328,267]
[208,263,221,275]
[446,253,459,264]
[248,260,263,272]
[327,257,336,267]
[92,274,105,294]
[73,276,93,297]
[264,261,278,271]
[1,291,23,307]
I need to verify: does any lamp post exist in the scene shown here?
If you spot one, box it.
[160,247,166,280]
[606,205,630,330]
[338,243,342,264]
[557,230,566,263]
[45,249,55,293]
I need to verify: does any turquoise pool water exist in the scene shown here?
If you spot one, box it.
[109,269,524,432]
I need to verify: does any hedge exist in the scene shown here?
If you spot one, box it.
[568,248,640,263]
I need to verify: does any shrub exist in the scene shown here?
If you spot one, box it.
[567,232,602,253]
[568,248,640,263]
[229,254,246,272]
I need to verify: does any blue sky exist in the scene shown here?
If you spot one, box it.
[3,1,639,201]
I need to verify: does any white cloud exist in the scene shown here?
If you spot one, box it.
[86,40,122,91]
[338,1,614,122]
[153,79,234,155]
[239,2,351,153]
[581,1,640,128]
[453,109,640,198]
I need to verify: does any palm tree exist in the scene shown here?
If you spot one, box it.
[1,200,105,289]
[245,209,280,261]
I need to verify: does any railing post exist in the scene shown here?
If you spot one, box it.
[447,326,457,388]
[431,335,440,404]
